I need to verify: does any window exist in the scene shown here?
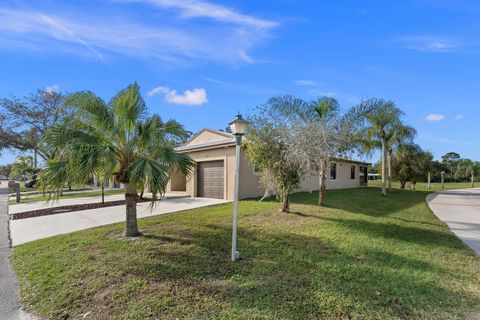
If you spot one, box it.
[330,163,337,180]
[351,165,356,180]
[253,163,260,175]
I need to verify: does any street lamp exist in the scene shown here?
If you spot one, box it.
[229,113,248,262]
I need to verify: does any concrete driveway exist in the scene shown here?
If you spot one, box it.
[427,188,480,255]
[10,197,228,246]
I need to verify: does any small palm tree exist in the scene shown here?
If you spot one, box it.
[41,83,195,237]
[455,159,477,188]
[385,123,416,191]
[359,99,402,196]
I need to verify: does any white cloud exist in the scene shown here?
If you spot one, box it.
[148,86,207,105]
[454,114,464,120]
[293,80,317,86]
[425,113,445,121]
[44,84,59,94]
[397,35,459,53]
[0,3,278,65]
[147,86,170,96]
[127,0,278,29]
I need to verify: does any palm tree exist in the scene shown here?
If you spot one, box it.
[455,159,477,187]
[359,99,403,196]
[385,123,416,191]
[41,83,195,237]
[310,97,340,206]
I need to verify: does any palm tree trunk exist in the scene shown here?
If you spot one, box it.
[387,149,392,192]
[101,182,105,205]
[427,172,431,190]
[124,182,140,237]
[381,137,387,196]
[471,173,474,188]
[318,160,327,206]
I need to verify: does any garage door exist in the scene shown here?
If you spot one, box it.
[197,160,224,199]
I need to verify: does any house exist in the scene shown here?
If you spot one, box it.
[166,128,370,200]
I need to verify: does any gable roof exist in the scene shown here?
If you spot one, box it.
[184,128,234,146]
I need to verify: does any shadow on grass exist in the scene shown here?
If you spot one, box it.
[116,223,478,319]
[12,187,480,319]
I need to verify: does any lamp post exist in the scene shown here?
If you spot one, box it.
[229,113,248,262]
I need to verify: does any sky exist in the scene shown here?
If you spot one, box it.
[0,0,479,165]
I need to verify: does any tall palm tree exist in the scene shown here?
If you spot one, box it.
[41,83,195,237]
[359,99,402,196]
[310,97,340,206]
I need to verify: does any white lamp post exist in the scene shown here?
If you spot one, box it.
[229,113,248,262]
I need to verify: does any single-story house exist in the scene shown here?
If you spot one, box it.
[166,128,370,200]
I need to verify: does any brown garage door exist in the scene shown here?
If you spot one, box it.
[197,161,224,199]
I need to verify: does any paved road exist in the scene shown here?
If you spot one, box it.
[10,197,228,246]
[427,188,480,255]
[0,185,38,320]
[0,184,21,320]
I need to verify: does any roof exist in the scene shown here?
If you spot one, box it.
[184,128,234,146]
[177,129,372,167]
[176,138,235,152]
[331,157,372,166]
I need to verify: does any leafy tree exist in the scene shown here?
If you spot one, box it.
[359,99,403,196]
[0,164,12,179]
[0,89,70,167]
[41,83,195,237]
[244,99,302,213]
[11,156,34,181]
[269,96,367,206]
[392,144,433,189]
[441,152,461,181]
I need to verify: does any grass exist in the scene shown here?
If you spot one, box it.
[9,188,124,205]
[369,180,476,192]
[12,187,480,319]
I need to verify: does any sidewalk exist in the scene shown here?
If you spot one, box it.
[9,192,187,214]
[426,188,480,255]
[10,196,228,246]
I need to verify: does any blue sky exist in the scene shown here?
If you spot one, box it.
[0,0,479,164]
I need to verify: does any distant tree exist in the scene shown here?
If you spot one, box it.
[244,98,302,213]
[455,159,478,187]
[369,161,381,175]
[0,89,70,167]
[441,152,461,181]
[11,156,34,181]
[430,160,446,182]
[358,99,403,196]
[0,164,12,179]
[392,144,433,189]
[41,83,195,237]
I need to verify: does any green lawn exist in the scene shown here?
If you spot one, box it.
[12,187,480,319]
[9,188,124,205]
[369,180,476,192]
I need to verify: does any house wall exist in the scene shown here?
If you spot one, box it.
[167,130,367,200]
[296,162,364,192]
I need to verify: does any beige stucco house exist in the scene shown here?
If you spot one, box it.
[167,128,370,200]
